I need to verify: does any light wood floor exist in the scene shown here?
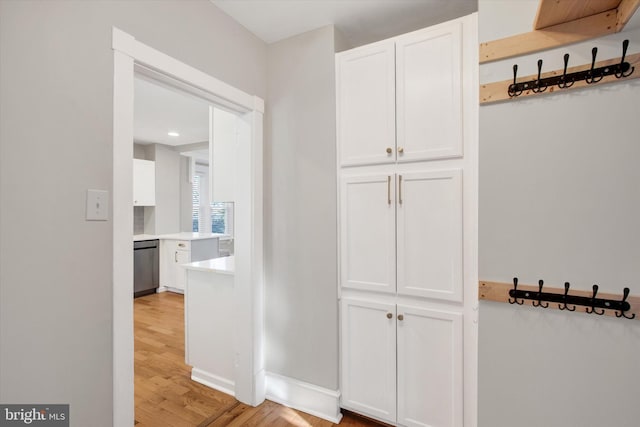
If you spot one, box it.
[134,292,387,427]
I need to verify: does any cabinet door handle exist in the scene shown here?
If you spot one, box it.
[178,243,186,248]
[397,314,404,321]
[387,176,391,205]
[386,147,392,154]
[386,312,393,319]
[398,175,403,205]
[175,251,178,263]
[398,147,404,154]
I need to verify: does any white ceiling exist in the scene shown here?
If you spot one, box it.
[134,76,210,146]
[212,0,478,47]
[134,1,479,148]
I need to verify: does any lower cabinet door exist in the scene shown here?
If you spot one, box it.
[396,305,463,427]
[340,297,396,424]
[174,249,190,291]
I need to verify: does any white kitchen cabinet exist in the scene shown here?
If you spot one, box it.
[340,169,463,301]
[160,239,189,293]
[133,158,155,206]
[340,298,396,424]
[336,19,463,167]
[160,238,220,293]
[337,13,477,427]
[396,21,463,162]
[396,305,463,427]
[336,40,396,166]
[341,298,463,427]
[396,170,463,301]
[184,257,235,396]
[340,174,396,293]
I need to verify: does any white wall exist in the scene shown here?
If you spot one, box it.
[478,2,640,426]
[0,1,266,425]
[265,25,339,390]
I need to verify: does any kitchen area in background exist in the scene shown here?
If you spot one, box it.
[132,75,236,297]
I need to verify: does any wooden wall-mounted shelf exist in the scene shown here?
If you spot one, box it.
[480,0,640,64]
[480,280,640,320]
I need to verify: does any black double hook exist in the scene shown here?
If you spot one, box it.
[585,47,604,84]
[509,277,524,305]
[586,285,605,315]
[508,65,524,97]
[616,39,635,78]
[532,280,549,308]
[558,282,576,311]
[557,54,575,89]
[616,288,635,319]
[531,59,547,93]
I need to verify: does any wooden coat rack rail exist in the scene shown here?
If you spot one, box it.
[479,279,640,320]
[480,42,640,104]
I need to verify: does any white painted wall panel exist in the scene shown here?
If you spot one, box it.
[265,25,339,390]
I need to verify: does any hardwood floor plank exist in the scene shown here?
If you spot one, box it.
[134,292,388,427]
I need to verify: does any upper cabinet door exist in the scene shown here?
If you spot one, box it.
[133,159,156,206]
[337,41,396,166]
[340,173,396,293]
[396,21,463,162]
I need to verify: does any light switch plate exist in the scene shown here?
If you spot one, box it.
[86,189,109,221]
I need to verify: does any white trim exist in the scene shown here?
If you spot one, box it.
[112,26,265,425]
[265,372,343,424]
[461,12,479,427]
[112,28,260,113]
[112,48,135,427]
[191,368,235,397]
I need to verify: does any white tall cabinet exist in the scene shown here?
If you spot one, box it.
[336,14,478,427]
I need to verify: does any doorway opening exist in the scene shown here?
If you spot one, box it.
[113,28,265,425]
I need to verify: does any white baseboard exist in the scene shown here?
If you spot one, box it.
[265,372,342,424]
[191,368,235,397]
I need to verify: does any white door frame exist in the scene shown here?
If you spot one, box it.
[112,27,265,426]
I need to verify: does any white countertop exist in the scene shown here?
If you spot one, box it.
[133,232,229,242]
[133,234,159,242]
[184,256,234,275]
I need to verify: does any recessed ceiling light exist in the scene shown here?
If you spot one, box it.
[168,131,180,137]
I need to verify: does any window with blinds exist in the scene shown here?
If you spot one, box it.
[211,202,226,233]
[192,173,201,232]
[192,168,233,235]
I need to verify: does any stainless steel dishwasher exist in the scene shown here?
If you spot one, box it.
[133,239,159,297]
